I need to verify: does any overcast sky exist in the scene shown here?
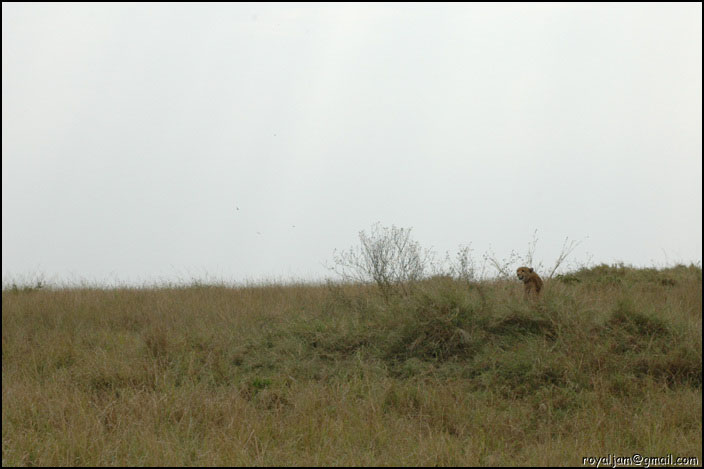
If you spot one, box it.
[2,3,702,286]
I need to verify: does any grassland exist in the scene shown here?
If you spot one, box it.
[2,264,702,466]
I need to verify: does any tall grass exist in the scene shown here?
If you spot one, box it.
[2,264,701,466]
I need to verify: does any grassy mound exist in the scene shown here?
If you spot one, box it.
[2,265,701,465]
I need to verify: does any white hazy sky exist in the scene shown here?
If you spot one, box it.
[2,3,702,286]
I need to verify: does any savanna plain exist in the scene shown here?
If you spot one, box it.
[2,264,702,466]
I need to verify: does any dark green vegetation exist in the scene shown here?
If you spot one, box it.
[2,264,701,465]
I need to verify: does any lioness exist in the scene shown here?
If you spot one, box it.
[517,267,543,299]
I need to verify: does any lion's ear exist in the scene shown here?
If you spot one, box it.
[529,268,534,273]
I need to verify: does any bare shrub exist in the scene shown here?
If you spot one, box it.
[483,231,585,280]
[482,247,523,279]
[546,237,583,279]
[331,223,434,299]
[444,244,477,283]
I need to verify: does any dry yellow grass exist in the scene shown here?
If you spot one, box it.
[2,265,702,466]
